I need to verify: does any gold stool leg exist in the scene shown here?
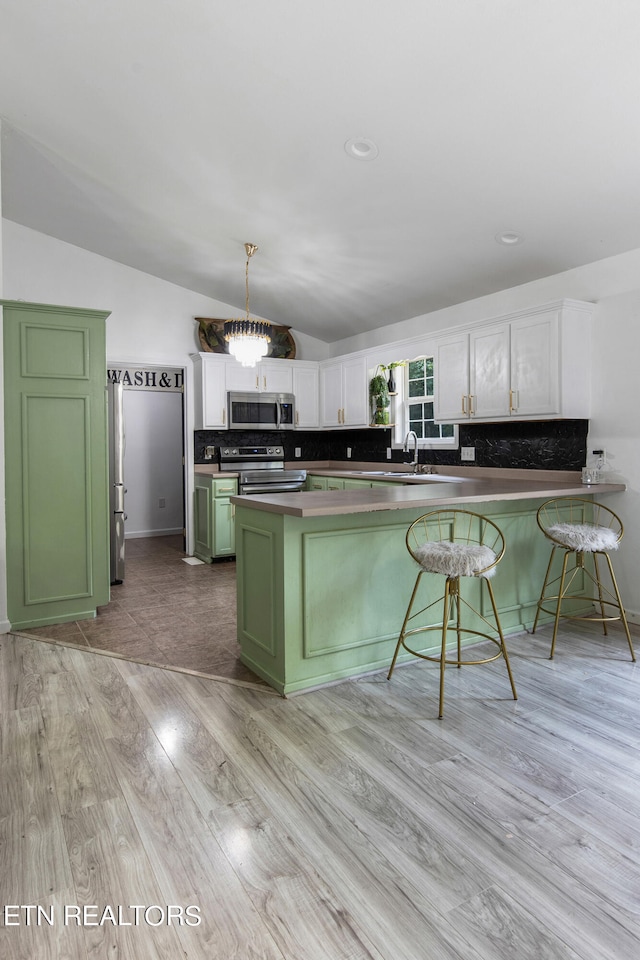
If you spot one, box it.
[549,550,571,660]
[532,545,557,634]
[602,552,636,662]
[438,578,454,719]
[455,579,463,668]
[485,578,518,702]
[593,553,608,636]
[388,571,423,679]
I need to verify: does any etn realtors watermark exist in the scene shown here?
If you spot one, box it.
[3,904,201,927]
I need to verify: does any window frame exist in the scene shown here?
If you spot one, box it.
[392,355,459,449]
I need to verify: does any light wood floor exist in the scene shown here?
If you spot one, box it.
[1,619,639,959]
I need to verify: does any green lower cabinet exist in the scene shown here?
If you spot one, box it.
[234,496,595,696]
[2,300,111,629]
[306,475,327,491]
[306,474,406,492]
[193,475,237,561]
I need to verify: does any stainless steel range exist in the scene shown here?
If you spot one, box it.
[219,445,307,495]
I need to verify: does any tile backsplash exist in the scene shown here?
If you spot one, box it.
[195,419,588,471]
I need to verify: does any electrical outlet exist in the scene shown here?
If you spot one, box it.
[461,446,475,462]
[386,447,392,459]
[204,445,216,460]
[346,447,352,458]
[295,447,301,458]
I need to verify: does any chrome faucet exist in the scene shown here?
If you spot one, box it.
[403,430,419,472]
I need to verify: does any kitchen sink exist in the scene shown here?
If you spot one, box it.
[354,471,463,481]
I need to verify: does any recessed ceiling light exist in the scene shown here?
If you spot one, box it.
[344,137,379,161]
[495,231,524,246]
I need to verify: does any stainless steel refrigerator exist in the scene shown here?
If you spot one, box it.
[107,380,126,583]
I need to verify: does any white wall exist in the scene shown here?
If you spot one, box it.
[587,290,640,619]
[123,389,184,538]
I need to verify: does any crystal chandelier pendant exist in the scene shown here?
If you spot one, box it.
[223,243,271,367]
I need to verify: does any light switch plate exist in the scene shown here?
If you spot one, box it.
[461,446,475,461]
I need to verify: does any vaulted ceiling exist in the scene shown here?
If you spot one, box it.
[2,1,640,343]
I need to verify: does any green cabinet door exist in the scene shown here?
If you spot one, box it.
[193,477,214,561]
[213,477,237,557]
[193,475,237,560]
[2,300,111,629]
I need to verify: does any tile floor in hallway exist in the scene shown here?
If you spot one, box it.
[18,535,267,687]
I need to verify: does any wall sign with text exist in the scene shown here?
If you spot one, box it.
[107,366,183,392]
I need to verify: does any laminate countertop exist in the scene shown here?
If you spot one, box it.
[231,474,626,519]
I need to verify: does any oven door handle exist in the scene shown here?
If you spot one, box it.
[275,401,281,430]
[240,483,304,494]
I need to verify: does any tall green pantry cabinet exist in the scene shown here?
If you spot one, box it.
[2,300,111,629]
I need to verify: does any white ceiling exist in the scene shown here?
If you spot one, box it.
[2,1,640,343]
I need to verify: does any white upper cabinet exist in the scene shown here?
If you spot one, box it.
[193,353,228,429]
[435,332,471,421]
[434,300,592,423]
[225,358,294,394]
[320,356,368,427]
[469,322,511,419]
[292,363,320,428]
[509,310,560,416]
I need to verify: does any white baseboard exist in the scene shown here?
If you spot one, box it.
[0,619,12,635]
[625,609,640,626]
[125,528,183,540]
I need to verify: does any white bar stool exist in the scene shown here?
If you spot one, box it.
[387,509,518,718]
[531,497,635,660]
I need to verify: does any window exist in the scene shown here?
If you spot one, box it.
[394,357,457,447]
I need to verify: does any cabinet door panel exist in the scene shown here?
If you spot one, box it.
[510,311,559,416]
[3,301,110,628]
[435,334,470,421]
[194,355,227,428]
[225,363,260,393]
[342,356,368,426]
[293,365,320,428]
[214,499,236,555]
[261,359,294,393]
[470,323,510,419]
[194,483,213,561]
[320,363,343,426]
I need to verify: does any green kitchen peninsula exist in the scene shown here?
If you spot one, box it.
[231,475,625,695]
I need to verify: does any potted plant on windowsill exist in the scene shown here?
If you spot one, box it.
[369,367,391,426]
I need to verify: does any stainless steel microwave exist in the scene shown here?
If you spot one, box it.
[227,391,296,430]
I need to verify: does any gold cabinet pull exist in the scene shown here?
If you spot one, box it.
[263,375,267,390]
[461,395,467,416]
[256,375,259,389]
[469,394,475,415]
[509,388,518,412]
[295,411,299,425]
[222,409,226,424]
